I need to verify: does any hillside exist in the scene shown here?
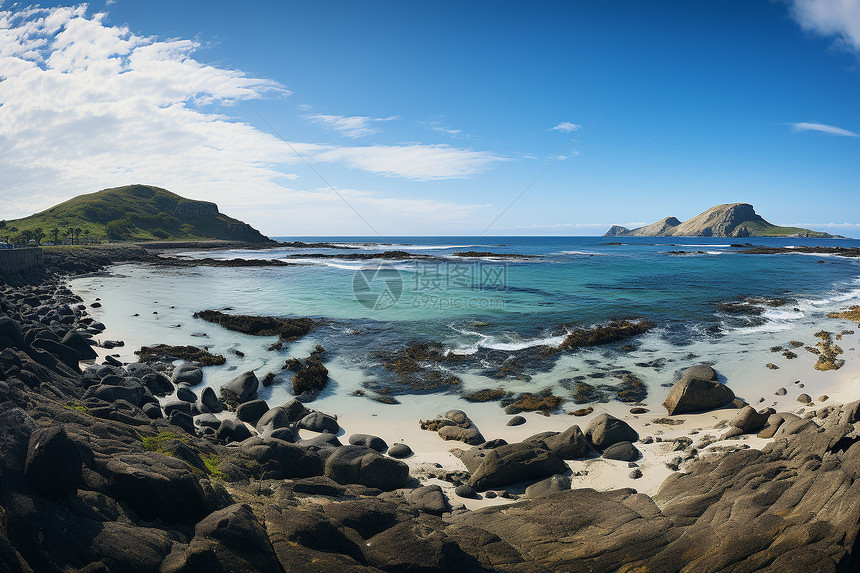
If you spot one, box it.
[1,185,271,243]
[604,203,834,238]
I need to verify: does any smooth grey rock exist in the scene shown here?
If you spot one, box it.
[585,414,639,450]
[172,363,204,386]
[602,441,640,462]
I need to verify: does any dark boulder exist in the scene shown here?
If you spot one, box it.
[602,441,640,462]
[220,371,258,407]
[141,372,173,397]
[142,402,163,419]
[216,419,254,443]
[348,433,388,452]
[406,484,450,515]
[438,425,485,445]
[171,363,203,387]
[283,398,309,422]
[236,399,269,426]
[467,442,567,491]
[388,443,413,458]
[163,400,193,417]
[84,383,143,407]
[61,330,99,360]
[663,366,734,415]
[525,474,572,498]
[175,383,197,403]
[200,386,224,413]
[585,414,639,450]
[731,406,774,434]
[526,425,590,460]
[30,338,81,372]
[162,503,282,573]
[298,411,339,434]
[322,445,409,491]
[24,426,82,494]
[169,410,196,435]
[105,453,208,523]
[255,406,291,434]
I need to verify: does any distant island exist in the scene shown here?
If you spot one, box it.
[605,203,837,238]
[2,184,271,244]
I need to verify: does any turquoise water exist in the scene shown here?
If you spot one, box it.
[70,236,860,408]
[188,236,860,343]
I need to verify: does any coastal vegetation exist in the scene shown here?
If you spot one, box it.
[3,184,271,243]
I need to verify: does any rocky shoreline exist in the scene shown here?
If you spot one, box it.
[1,245,859,571]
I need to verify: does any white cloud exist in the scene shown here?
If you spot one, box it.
[790,122,859,136]
[789,222,860,228]
[305,113,398,138]
[0,4,504,228]
[551,121,582,133]
[312,144,505,180]
[789,0,860,53]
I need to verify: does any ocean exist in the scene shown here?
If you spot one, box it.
[69,236,860,417]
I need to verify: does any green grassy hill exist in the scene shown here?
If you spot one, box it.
[1,185,271,243]
[734,220,832,238]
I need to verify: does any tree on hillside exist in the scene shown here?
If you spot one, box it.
[32,228,45,245]
[83,229,90,244]
[73,227,82,244]
[64,228,74,244]
[20,229,33,245]
[50,227,60,244]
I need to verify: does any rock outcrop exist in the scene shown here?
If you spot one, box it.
[175,200,219,219]
[604,203,833,238]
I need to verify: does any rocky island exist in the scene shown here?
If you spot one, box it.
[605,203,836,238]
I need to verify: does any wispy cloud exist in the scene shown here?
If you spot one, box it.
[551,121,582,133]
[789,222,860,228]
[312,144,505,180]
[789,0,860,53]
[0,4,504,226]
[790,122,859,137]
[305,113,398,138]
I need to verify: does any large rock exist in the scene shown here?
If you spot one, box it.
[731,406,774,434]
[298,411,339,434]
[467,443,567,491]
[663,378,735,415]
[60,330,99,360]
[236,399,269,426]
[104,453,208,523]
[220,371,258,407]
[24,426,82,494]
[438,425,485,445]
[405,484,450,515]
[525,474,572,498]
[525,425,590,460]
[216,419,253,443]
[162,503,282,573]
[322,446,409,491]
[172,363,203,386]
[349,433,388,452]
[84,383,143,407]
[255,406,292,434]
[200,386,224,413]
[602,441,640,462]
[585,414,639,450]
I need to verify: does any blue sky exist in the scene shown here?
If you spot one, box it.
[0,0,858,236]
